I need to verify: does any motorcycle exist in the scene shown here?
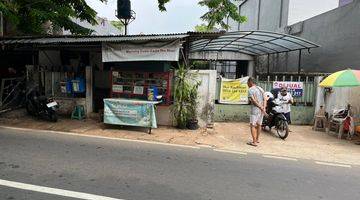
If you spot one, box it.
[25,84,59,122]
[262,93,290,140]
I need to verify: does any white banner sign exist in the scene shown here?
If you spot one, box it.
[102,41,182,62]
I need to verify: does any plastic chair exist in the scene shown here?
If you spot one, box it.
[71,105,85,120]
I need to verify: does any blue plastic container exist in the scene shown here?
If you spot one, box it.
[72,77,85,93]
[66,80,72,94]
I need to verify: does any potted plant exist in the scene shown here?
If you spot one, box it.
[172,64,200,129]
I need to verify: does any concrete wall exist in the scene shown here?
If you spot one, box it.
[156,106,173,126]
[282,1,360,73]
[214,104,315,125]
[190,70,217,127]
[229,0,360,74]
[237,0,259,31]
[54,97,86,116]
[230,0,289,31]
[339,0,354,7]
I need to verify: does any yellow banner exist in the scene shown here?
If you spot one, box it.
[219,77,249,104]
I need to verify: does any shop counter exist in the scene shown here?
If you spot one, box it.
[103,98,160,133]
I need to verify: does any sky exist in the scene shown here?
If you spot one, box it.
[85,0,207,34]
[85,0,340,34]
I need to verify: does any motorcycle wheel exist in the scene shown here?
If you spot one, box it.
[26,103,34,116]
[49,112,58,122]
[276,120,289,140]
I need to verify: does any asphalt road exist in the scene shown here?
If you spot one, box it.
[0,127,359,200]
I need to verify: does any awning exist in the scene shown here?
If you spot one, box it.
[189,30,320,56]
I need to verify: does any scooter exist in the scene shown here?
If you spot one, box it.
[25,85,59,122]
[262,96,290,140]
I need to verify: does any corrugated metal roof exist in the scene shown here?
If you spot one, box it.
[0,33,189,45]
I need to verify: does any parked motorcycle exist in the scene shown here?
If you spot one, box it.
[262,93,289,140]
[25,85,59,122]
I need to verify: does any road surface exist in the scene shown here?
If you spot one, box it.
[0,127,359,200]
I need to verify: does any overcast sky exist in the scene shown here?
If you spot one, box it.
[85,0,207,34]
[86,0,339,34]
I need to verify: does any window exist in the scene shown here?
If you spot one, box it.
[215,61,237,79]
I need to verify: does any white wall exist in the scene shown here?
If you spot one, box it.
[190,70,217,127]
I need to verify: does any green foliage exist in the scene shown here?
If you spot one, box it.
[199,0,247,30]
[158,0,247,31]
[2,0,246,35]
[110,20,124,32]
[172,64,201,129]
[0,0,107,35]
[157,0,171,11]
[191,60,209,69]
[194,23,213,32]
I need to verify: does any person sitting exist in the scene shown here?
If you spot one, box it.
[277,87,294,126]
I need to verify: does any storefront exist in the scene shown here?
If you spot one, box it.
[0,34,188,126]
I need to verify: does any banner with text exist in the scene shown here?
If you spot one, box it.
[273,81,304,97]
[219,77,249,104]
[102,40,182,62]
[103,99,158,128]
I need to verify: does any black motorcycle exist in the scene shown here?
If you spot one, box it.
[25,85,59,122]
[262,97,289,140]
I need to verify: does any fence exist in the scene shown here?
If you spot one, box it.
[256,76,317,106]
[0,77,24,110]
[256,75,316,106]
[215,75,317,106]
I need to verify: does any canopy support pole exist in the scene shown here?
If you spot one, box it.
[298,49,302,74]
[267,54,270,75]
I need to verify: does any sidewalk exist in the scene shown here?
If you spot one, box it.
[1,109,359,165]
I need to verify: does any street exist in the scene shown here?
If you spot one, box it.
[0,127,359,200]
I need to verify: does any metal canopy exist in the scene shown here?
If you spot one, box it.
[190,30,320,56]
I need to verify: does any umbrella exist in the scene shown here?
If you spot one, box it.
[319,69,360,87]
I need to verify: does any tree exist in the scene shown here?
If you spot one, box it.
[158,0,246,31]
[194,24,214,32]
[0,0,106,35]
[1,0,245,36]
[110,20,124,32]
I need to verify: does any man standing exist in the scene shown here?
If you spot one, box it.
[278,87,294,126]
[247,77,267,147]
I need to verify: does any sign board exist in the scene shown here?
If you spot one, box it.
[102,40,182,62]
[133,86,144,95]
[273,81,304,97]
[112,85,123,93]
[103,99,158,128]
[219,77,249,104]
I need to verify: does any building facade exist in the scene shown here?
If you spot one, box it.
[229,0,360,74]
